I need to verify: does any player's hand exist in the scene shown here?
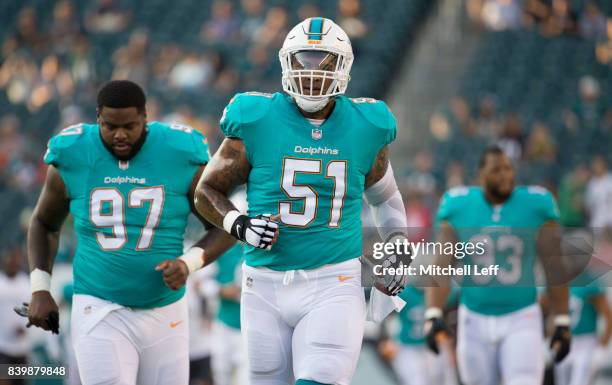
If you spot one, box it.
[229,213,280,250]
[550,325,571,363]
[28,291,60,334]
[371,233,412,296]
[156,259,190,290]
[424,311,451,354]
[377,338,398,362]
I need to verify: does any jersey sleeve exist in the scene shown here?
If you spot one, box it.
[219,94,243,139]
[528,187,560,223]
[189,129,210,165]
[43,137,61,166]
[435,187,468,226]
[381,102,397,146]
[43,124,86,169]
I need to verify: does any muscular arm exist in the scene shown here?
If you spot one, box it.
[365,145,389,189]
[537,220,569,316]
[188,164,236,267]
[590,293,612,345]
[194,138,250,228]
[27,165,70,274]
[425,220,457,308]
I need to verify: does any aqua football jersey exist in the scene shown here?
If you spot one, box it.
[220,92,396,271]
[570,284,605,335]
[44,121,209,308]
[436,186,560,315]
[397,286,426,345]
[215,243,243,330]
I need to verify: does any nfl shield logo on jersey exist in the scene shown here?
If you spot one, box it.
[312,128,322,140]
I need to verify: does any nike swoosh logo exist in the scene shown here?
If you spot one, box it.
[170,320,183,328]
[236,224,241,234]
[337,37,345,42]
[338,275,354,282]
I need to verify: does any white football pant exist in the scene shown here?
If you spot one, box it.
[241,259,366,385]
[71,294,189,385]
[457,304,545,385]
[554,334,598,385]
[212,321,248,385]
[393,344,458,385]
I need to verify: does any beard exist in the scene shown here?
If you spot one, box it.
[102,128,148,161]
[487,183,513,202]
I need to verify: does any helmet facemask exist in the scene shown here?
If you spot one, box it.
[280,48,353,112]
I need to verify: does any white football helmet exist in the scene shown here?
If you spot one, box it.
[279,17,354,112]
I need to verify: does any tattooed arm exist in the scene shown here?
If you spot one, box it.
[364,145,407,233]
[194,138,250,227]
[194,138,279,250]
[365,146,389,188]
[363,145,410,296]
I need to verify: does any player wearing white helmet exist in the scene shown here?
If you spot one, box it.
[195,17,409,385]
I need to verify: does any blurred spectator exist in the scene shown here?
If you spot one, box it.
[578,1,606,39]
[212,68,240,96]
[298,4,322,21]
[540,0,578,37]
[152,43,183,89]
[445,161,465,189]
[448,96,475,135]
[201,0,241,44]
[404,190,433,242]
[67,34,96,86]
[49,1,81,55]
[169,52,215,90]
[525,121,556,163]
[0,116,23,172]
[585,155,612,228]
[497,113,524,163]
[405,150,437,197]
[558,164,590,227]
[524,0,551,27]
[338,0,368,40]
[112,29,151,87]
[252,7,289,49]
[86,0,130,34]
[13,6,46,54]
[475,95,501,140]
[573,75,604,131]
[480,0,523,31]
[240,0,265,41]
[0,246,31,376]
[596,18,612,65]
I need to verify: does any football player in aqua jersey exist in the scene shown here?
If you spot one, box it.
[547,274,611,385]
[425,146,571,385]
[26,80,235,385]
[194,17,409,385]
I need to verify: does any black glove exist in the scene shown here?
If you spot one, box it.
[14,302,60,335]
[230,214,279,250]
[424,313,451,354]
[550,325,571,363]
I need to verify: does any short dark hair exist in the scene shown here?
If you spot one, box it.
[478,145,505,169]
[97,80,146,113]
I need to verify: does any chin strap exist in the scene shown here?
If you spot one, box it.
[294,96,330,112]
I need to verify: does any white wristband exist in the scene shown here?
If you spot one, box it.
[223,210,242,234]
[554,314,571,327]
[425,307,443,320]
[30,268,51,293]
[179,247,205,274]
